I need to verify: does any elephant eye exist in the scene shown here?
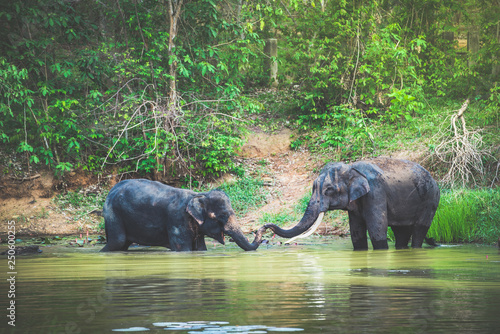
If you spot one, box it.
[218,214,229,223]
[325,187,336,196]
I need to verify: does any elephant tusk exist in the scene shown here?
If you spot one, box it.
[284,212,325,244]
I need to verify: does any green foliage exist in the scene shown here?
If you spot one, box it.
[256,0,499,163]
[260,212,293,227]
[479,84,500,126]
[295,193,311,214]
[385,87,425,123]
[55,162,73,177]
[216,176,270,217]
[54,189,106,211]
[0,0,266,179]
[293,104,375,161]
[258,192,311,227]
[274,2,430,112]
[187,113,245,178]
[428,188,500,244]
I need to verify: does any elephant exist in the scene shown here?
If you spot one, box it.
[100,179,264,252]
[262,158,440,250]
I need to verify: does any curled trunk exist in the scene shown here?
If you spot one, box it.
[224,219,265,251]
[284,212,324,244]
[264,201,322,239]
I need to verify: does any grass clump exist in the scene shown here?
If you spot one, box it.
[260,212,296,227]
[216,176,270,217]
[428,187,500,244]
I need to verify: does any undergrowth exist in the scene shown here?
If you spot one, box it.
[209,175,271,218]
[53,189,107,231]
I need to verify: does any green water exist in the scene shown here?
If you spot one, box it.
[1,238,500,333]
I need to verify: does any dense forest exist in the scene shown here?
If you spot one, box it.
[1,0,499,182]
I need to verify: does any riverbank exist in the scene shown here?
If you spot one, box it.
[1,129,499,247]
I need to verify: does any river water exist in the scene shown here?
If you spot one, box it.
[1,238,500,333]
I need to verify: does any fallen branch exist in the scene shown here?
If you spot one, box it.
[9,174,41,182]
[429,99,492,187]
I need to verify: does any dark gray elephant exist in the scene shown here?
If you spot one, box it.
[101,179,264,252]
[263,158,440,250]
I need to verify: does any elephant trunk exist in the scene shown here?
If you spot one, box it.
[224,217,264,251]
[264,199,323,239]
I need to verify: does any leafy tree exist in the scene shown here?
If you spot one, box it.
[0,0,265,179]
[0,0,498,181]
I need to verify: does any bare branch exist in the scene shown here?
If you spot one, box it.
[427,99,493,187]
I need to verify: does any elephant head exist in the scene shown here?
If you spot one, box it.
[187,190,264,251]
[263,162,370,242]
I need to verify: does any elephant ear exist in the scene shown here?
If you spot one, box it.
[349,167,370,202]
[187,195,205,225]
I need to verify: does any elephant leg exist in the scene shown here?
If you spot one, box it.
[100,243,112,252]
[167,230,193,251]
[348,212,368,250]
[411,225,431,248]
[120,240,133,251]
[101,218,130,252]
[366,217,389,250]
[101,238,131,252]
[368,227,389,250]
[168,242,192,251]
[371,239,389,250]
[391,226,412,249]
[193,234,207,251]
[411,207,435,248]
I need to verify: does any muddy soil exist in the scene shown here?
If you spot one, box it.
[0,167,113,236]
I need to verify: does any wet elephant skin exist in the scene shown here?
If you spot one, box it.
[101,179,263,252]
[264,158,440,250]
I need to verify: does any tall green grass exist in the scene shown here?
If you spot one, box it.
[428,187,500,244]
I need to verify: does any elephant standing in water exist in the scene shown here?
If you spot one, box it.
[263,158,440,250]
[101,179,264,252]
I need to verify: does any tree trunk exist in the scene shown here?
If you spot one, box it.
[167,0,184,108]
[493,21,500,78]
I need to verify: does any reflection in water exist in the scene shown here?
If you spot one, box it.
[0,242,499,333]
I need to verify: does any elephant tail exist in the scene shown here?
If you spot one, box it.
[424,237,439,247]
